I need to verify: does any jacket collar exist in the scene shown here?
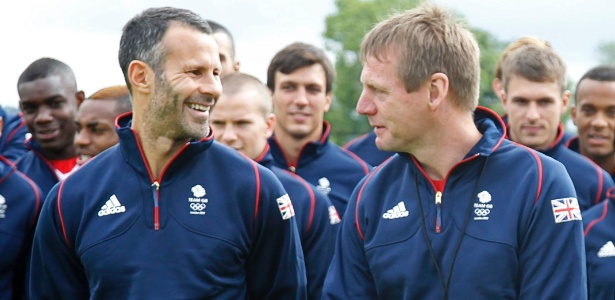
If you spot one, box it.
[115,112,215,181]
[268,121,332,168]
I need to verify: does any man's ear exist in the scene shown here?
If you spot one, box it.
[428,73,449,111]
[128,60,154,94]
[75,90,85,109]
[323,91,332,112]
[570,105,578,126]
[561,90,571,115]
[265,113,275,138]
[233,60,241,72]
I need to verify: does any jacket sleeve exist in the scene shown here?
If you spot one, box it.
[246,166,307,299]
[29,182,89,299]
[518,158,587,299]
[302,188,340,299]
[1,112,28,162]
[322,178,378,299]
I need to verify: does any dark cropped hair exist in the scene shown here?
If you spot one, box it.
[17,57,77,94]
[118,7,212,91]
[267,42,335,93]
[207,20,236,59]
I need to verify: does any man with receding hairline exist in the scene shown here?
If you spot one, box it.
[30,7,306,299]
[322,3,585,299]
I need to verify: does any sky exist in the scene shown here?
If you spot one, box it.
[2,0,614,110]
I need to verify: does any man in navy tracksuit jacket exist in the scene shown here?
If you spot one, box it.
[324,108,586,299]
[323,4,586,299]
[499,44,613,211]
[30,114,306,299]
[567,65,615,182]
[16,57,85,199]
[343,131,393,166]
[29,8,306,299]
[582,188,615,299]
[211,72,341,299]
[266,42,371,217]
[0,155,41,300]
[0,108,28,162]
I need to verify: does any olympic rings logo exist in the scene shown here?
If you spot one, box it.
[190,203,207,211]
[474,208,490,216]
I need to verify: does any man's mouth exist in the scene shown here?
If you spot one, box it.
[188,103,211,112]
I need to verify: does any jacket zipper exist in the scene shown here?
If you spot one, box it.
[435,191,442,233]
[152,181,160,230]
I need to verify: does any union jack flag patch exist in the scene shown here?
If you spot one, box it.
[276,194,295,220]
[551,198,581,223]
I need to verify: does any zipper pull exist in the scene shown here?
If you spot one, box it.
[152,181,160,230]
[435,191,442,233]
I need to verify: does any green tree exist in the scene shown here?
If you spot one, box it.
[323,0,505,144]
[598,41,615,64]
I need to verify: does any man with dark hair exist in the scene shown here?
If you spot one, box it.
[568,65,615,180]
[267,42,371,216]
[212,72,340,299]
[74,85,132,165]
[16,57,84,198]
[500,44,613,211]
[569,65,615,298]
[207,20,240,77]
[30,7,306,299]
[0,114,41,299]
[323,3,585,299]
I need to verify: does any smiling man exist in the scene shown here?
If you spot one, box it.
[500,44,613,211]
[74,85,131,165]
[30,7,306,299]
[568,65,615,180]
[266,42,371,216]
[16,58,84,198]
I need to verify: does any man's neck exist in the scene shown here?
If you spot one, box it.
[42,146,76,161]
[273,126,323,164]
[134,126,189,180]
[411,115,482,180]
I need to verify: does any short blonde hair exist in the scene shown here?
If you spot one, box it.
[494,36,551,81]
[360,2,480,111]
[501,44,567,93]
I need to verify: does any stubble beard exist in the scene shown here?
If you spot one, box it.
[146,79,209,141]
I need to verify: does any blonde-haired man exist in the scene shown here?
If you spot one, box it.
[322,3,585,299]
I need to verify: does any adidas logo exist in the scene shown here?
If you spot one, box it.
[383,201,409,219]
[98,195,126,217]
[598,241,615,258]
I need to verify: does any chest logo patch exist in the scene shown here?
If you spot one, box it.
[383,201,409,219]
[189,185,208,215]
[98,195,126,217]
[474,191,492,220]
[316,177,331,195]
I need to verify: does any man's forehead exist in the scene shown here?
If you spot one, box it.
[18,75,72,101]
